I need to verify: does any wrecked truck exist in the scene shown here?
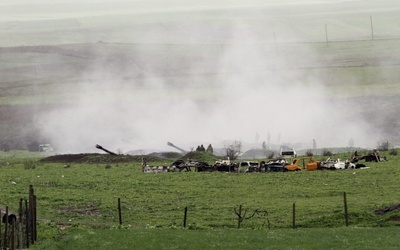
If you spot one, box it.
[319,158,346,170]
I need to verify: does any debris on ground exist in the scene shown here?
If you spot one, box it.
[374,204,400,215]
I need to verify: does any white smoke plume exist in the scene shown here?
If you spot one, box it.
[32,1,383,154]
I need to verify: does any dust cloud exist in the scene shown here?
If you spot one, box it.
[31,1,379,154]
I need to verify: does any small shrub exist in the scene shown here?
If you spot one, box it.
[24,160,37,169]
[305,149,313,156]
[266,151,275,159]
[225,141,242,160]
[322,149,333,156]
[377,140,390,151]
[389,148,398,156]
[105,164,112,169]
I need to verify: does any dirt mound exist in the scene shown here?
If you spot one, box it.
[241,149,268,159]
[40,153,162,164]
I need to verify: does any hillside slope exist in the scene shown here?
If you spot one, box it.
[1,2,400,151]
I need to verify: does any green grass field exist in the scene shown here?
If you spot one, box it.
[1,150,399,248]
[1,2,400,248]
[33,227,400,250]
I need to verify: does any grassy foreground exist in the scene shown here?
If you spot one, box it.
[32,227,400,250]
[0,150,399,249]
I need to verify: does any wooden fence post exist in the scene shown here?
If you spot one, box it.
[28,185,34,245]
[325,24,329,47]
[183,207,188,228]
[18,199,23,250]
[24,199,29,249]
[0,209,2,248]
[3,207,8,250]
[11,220,15,250]
[238,205,242,229]
[292,203,296,229]
[118,198,122,225]
[33,195,37,243]
[234,205,247,229]
[370,16,374,40]
[344,192,349,226]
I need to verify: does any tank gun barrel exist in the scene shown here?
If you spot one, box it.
[167,142,187,153]
[95,144,117,155]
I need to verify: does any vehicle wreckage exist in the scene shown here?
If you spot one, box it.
[351,150,387,163]
[142,159,216,173]
[140,150,382,173]
[319,158,367,170]
[285,157,319,171]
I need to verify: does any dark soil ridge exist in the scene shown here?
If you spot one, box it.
[39,153,162,164]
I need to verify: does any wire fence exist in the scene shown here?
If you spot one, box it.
[113,192,362,230]
[1,185,37,250]
[2,186,396,248]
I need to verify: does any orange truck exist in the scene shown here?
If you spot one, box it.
[285,157,319,171]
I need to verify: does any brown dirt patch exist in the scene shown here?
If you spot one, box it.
[57,204,101,216]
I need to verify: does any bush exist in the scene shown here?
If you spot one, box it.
[266,151,275,159]
[305,149,313,156]
[24,160,37,169]
[322,149,333,156]
[225,141,242,160]
[377,140,390,151]
[389,148,398,156]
